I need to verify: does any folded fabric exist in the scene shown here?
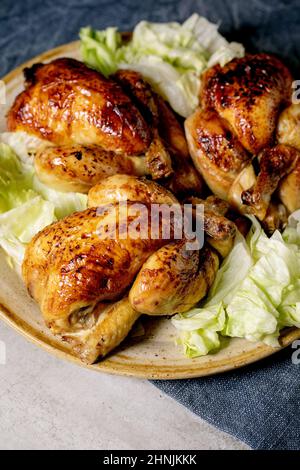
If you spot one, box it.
[153,345,300,450]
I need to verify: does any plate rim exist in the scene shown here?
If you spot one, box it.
[1,41,300,380]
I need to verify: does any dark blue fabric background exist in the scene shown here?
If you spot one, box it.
[1,0,300,450]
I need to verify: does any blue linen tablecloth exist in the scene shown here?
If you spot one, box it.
[1,0,300,450]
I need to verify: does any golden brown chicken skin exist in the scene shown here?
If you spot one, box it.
[87,174,178,207]
[22,174,235,363]
[22,203,174,329]
[185,109,249,200]
[8,58,152,154]
[187,195,237,257]
[185,53,297,223]
[34,144,147,193]
[201,53,292,154]
[64,297,140,364]
[129,242,219,315]
[9,61,202,195]
[113,69,202,191]
[278,162,300,214]
[88,175,236,244]
[22,177,179,362]
[110,69,174,179]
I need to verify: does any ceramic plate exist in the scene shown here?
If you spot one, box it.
[0,41,299,379]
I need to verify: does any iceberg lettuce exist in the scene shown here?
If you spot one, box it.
[0,143,35,213]
[79,14,244,117]
[0,136,87,271]
[0,197,55,271]
[172,303,226,357]
[173,213,300,357]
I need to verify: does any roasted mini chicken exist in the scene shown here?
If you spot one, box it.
[199,54,292,154]
[22,175,234,363]
[8,58,202,196]
[8,59,151,153]
[23,178,177,362]
[185,53,299,225]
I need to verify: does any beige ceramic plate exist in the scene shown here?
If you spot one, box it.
[0,41,299,380]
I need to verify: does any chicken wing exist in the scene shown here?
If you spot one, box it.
[34,144,148,193]
[261,202,288,235]
[113,69,202,191]
[88,174,178,207]
[129,242,219,315]
[201,54,292,153]
[111,69,174,179]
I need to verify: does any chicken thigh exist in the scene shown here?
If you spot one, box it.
[200,54,292,154]
[185,109,249,200]
[185,53,297,223]
[129,242,219,315]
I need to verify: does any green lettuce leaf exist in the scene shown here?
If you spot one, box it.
[32,175,87,219]
[0,143,36,213]
[172,303,226,357]
[173,212,300,358]
[0,136,88,269]
[0,197,55,271]
[79,14,244,117]
[80,26,122,76]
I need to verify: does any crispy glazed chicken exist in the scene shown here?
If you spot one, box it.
[87,174,178,207]
[23,178,176,362]
[8,58,202,196]
[22,175,233,363]
[34,144,147,193]
[184,109,249,200]
[185,53,300,225]
[19,50,300,363]
[129,242,218,315]
[200,54,292,154]
[22,202,169,324]
[8,59,151,153]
